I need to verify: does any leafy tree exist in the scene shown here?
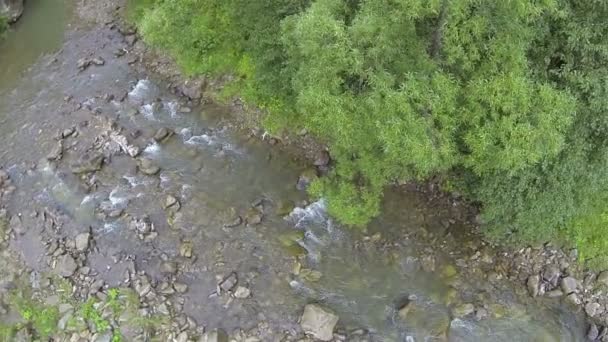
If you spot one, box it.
[129,0,608,266]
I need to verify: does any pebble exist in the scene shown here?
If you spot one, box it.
[234,286,251,299]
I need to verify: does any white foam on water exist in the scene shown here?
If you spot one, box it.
[128,79,152,101]
[185,134,213,146]
[140,103,156,120]
[123,175,141,187]
[101,222,119,233]
[288,199,327,229]
[109,187,130,207]
[167,101,179,118]
[179,127,193,141]
[143,141,160,154]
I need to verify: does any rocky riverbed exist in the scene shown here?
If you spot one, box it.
[0,0,603,341]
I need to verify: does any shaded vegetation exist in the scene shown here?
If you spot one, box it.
[127,0,608,267]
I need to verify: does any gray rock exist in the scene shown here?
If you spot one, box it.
[125,34,138,46]
[199,329,228,342]
[452,303,475,318]
[57,311,73,330]
[56,254,78,277]
[93,332,112,342]
[0,0,23,22]
[160,261,178,275]
[164,195,180,210]
[71,152,104,174]
[565,293,581,306]
[233,286,251,299]
[585,302,602,317]
[75,232,90,252]
[219,272,238,293]
[597,271,608,286]
[47,141,64,161]
[561,276,578,294]
[300,304,339,341]
[313,150,331,166]
[138,157,160,175]
[9,215,25,235]
[543,265,561,285]
[527,275,540,297]
[173,282,188,293]
[179,80,204,101]
[588,323,599,341]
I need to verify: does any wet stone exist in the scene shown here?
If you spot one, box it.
[561,276,578,294]
[153,127,173,142]
[165,195,180,211]
[75,232,90,252]
[452,303,475,318]
[544,289,563,298]
[246,208,262,226]
[543,265,561,286]
[138,157,160,175]
[71,152,104,174]
[219,272,238,293]
[300,304,339,342]
[585,302,602,317]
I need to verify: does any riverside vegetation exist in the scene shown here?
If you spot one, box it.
[127,0,608,268]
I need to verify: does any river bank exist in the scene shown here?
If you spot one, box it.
[0,0,601,341]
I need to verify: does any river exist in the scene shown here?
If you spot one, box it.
[0,0,587,341]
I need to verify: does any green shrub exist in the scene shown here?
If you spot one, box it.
[128,0,608,265]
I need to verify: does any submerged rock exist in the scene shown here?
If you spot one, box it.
[233,286,251,299]
[300,304,339,341]
[153,127,173,142]
[219,272,238,293]
[71,152,104,173]
[138,157,160,175]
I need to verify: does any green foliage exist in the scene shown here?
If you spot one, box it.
[129,0,608,264]
[80,298,111,332]
[10,293,60,340]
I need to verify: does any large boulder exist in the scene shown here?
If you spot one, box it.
[300,304,339,341]
[0,0,24,23]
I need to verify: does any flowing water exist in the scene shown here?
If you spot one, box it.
[0,1,587,341]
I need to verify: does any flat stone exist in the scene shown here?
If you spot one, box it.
[219,272,238,293]
[56,254,78,277]
[153,127,173,142]
[71,152,104,174]
[300,304,339,341]
[173,283,188,293]
[138,158,160,175]
[561,276,578,294]
[233,286,251,299]
[75,232,90,252]
[565,293,581,306]
[160,261,178,275]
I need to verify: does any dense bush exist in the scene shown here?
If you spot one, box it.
[128,0,608,266]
